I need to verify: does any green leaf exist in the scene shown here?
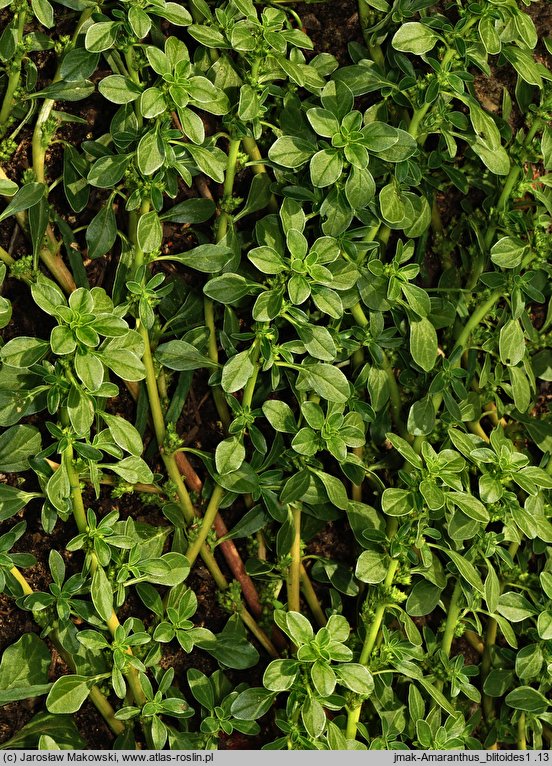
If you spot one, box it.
[156,2,192,25]
[100,412,143,456]
[234,174,273,222]
[379,183,405,225]
[186,145,226,183]
[155,340,217,372]
[0,183,46,224]
[221,350,254,393]
[505,686,549,714]
[128,5,151,38]
[165,244,232,272]
[160,198,215,224]
[0,336,49,367]
[0,711,85,749]
[440,547,484,594]
[230,688,275,720]
[0,425,41,472]
[381,488,415,516]
[472,138,510,176]
[407,396,435,436]
[91,566,113,623]
[268,136,315,168]
[447,492,489,523]
[296,363,350,403]
[46,676,92,715]
[0,485,40,522]
[490,236,527,269]
[215,436,245,475]
[387,433,423,469]
[510,366,531,412]
[263,659,299,692]
[137,210,163,253]
[417,677,456,716]
[0,178,18,195]
[311,469,349,510]
[137,130,165,176]
[410,317,438,372]
[497,592,536,622]
[86,204,117,260]
[485,565,500,614]
[356,549,388,583]
[60,49,100,81]
[301,697,326,740]
[0,633,51,705]
[499,319,525,366]
[87,155,130,188]
[262,400,297,433]
[85,21,120,53]
[310,149,343,188]
[406,581,442,616]
[98,75,141,104]
[392,22,438,55]
[335,663,374,696]
[217,506,268,544]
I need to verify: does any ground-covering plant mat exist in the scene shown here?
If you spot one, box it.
[0,0,551,751]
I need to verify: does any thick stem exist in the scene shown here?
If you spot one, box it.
[351,301,406,437]
[9,567,124,736]
[64,442,147,708]
[482,541,520,725]
[241,136,278,212]
[483,118,542,252]
[287,505,301,614]
[0,9,26,129]
[64,444,87,532]
[441,581,462,659]
[300,564,326,628]
[517,714,527,750]
[357,0,384,67]
[0,167,76,293]
[204,297,231,430]
[239,606,279,658]
[204,137,242,430]
[185,484,224,566]
[346,545,399,741]
[0,244,15,266]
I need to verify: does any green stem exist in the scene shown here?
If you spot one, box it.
[300,564,326,628]
[0,168,76,294]
[10,566,124,735]
[0,244,15,266]
[129,204,270,652]
[346,525,399,741]
[0,8,26,129]
[241,137,278,213]
[517,713,527,750]
[63,440,147,708]
[64,444,87,533]
[239,606,279,658]
[204,136,242,430]
[357,0,384,67]
[482,541,520,725]
[483,117,542,253]
[215,137,241,242]
[204,298,231,430]
[441,581,462,659]
[351,301,406,437]
[185,484,224,566]
[287,505,301,614]
[33,9,92,183]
